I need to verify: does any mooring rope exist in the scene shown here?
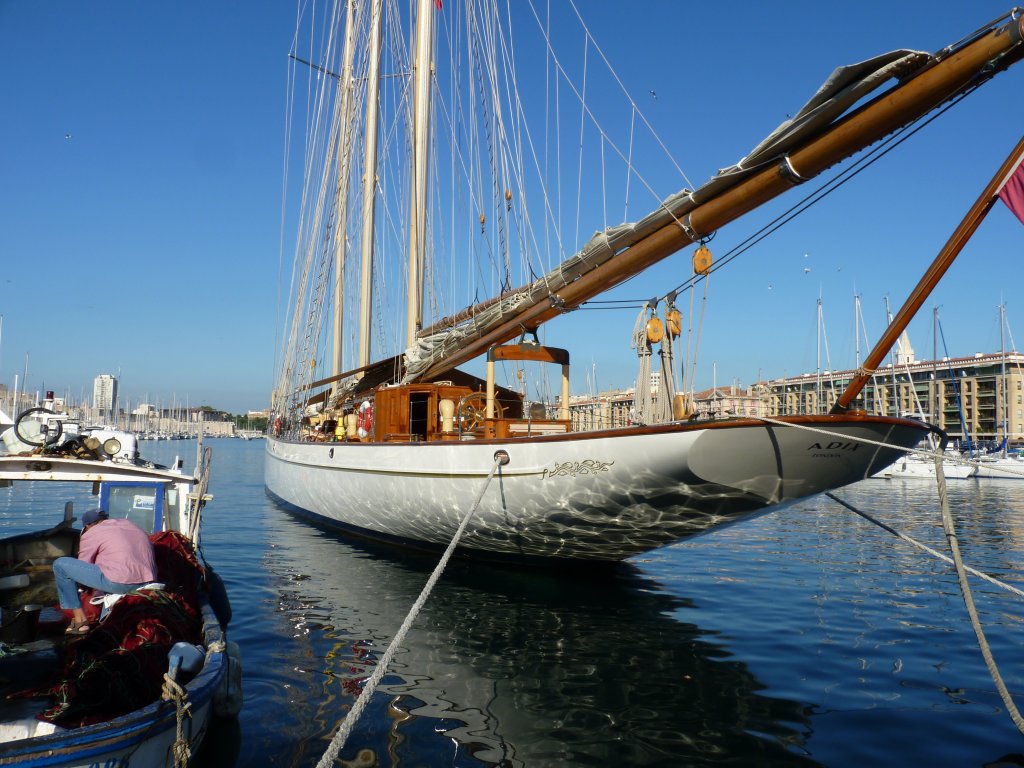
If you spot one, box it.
[825,492,1024,599]
[752,412,1024,732]
[827,459,1024,735]
[161,673,192,767]
[932,450,1024,735]
[316,451,510,768]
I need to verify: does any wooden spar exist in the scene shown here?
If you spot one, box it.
[414,13,1024,382]
[830,134,1024,414]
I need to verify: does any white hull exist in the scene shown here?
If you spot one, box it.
[974,454,1024,479]
[870,454,975,479]
[266,416,928,562]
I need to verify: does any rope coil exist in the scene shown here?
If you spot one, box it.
[161,673,193,767]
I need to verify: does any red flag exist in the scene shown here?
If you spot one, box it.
[998,158,1024,226]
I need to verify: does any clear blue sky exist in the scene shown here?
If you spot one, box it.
[1,2,1022,414]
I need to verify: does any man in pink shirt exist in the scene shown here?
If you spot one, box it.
[53,509,158,635]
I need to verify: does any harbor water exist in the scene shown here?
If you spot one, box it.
[3,438,1024,766]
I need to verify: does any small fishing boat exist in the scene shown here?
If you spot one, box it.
[0,408,241,767]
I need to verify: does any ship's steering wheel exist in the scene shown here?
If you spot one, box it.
[14,408,63,447]
[457,393,504,434]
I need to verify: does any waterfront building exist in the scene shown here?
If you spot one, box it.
[692,385,765,420]
[759,351,1024,446]
[92,374,118,424]
[568,389,636,431]
[563,345,1024,448]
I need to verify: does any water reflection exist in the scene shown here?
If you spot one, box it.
[141,441,1024,767]
[254,509,820,767]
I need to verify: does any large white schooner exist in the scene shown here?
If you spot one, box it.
[266,2,1024,562]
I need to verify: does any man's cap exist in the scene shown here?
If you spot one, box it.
[82,509,109,526]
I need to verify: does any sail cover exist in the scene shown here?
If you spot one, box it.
[403,50,930,382]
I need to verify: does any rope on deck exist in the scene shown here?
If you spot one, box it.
[316,450,511,768]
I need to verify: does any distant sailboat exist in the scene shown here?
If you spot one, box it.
[266,3,1024,562]
[871,310,976,479]
[975,304,1024,478]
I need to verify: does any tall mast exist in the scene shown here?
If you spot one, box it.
[331,0,359,391]
[816,297,822,413]
[1000,302,1007,450]
[406,0,434,347]
[884,297,896,416]
[932,306,938,424]
[357,0,384,368]
[854,294,861,369]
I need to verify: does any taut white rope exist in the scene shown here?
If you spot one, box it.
[316,451,510,767]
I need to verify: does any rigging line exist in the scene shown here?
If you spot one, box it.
[690,276,710,397]
[601,135,607,232]
[287,6,351,396]
[429,47,498,297]
[576,304,646,312]
[624,107,635,221]
[937,312,972,451]
[487,0,518,291]
[506,2,535,287]
[661,92,971,302]
[542,0,552,272]
[819,299,838,407]
[554,8,562,273]
[315,451,511,768]
[476,1,513,291]
[276,37,301,397]
[523,0,691,233]
[684,273,696,395]
[483,17,565,285]
[466,5,508,294]
[288,52,341,80]
[563,0,691,189]
[573,33,589,253]
[493,0,540,286]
